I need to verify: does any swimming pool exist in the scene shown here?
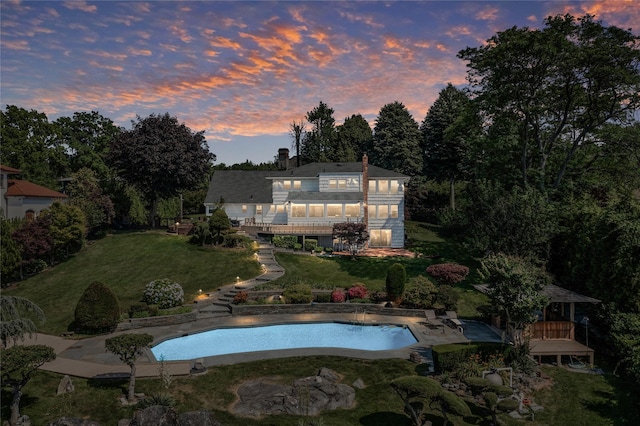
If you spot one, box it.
[151,322,418,361]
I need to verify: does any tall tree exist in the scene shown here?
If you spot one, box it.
[0,296,45,348]
[301,101,336,163]
[105,333,154,402]
[11,216,53,279]
[53,111,121,180]
[335,114,373,162]
[108,113,215,226]
[371,102,423,176]
[289,120,305,167]
[458,14,640,191]
[67,168,115,238]
[0,105,67,187]
[1,345,56,426]
[421,84,479,209]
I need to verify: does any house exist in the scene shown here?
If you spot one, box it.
[1,165,68,220]
[475,283,600,366]
[204,151,409,248]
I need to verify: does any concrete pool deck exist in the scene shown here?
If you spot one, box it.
[22,313,502,379]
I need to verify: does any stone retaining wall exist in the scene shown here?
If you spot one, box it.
[115,311,198,331]
[231,303,424,317]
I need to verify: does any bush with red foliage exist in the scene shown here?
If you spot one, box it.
[426,263,470,286]
[233,290,249,304]
[331,290,346,303]
[348,283,368,299]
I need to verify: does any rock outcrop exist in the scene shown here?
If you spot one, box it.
[232,367,356,417]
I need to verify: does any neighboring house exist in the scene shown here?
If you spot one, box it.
[1,165,68,220]
[475,283,600,366]
[204,152,409,248]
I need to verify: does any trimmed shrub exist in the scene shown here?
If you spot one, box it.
[426,263,470,286]
[314,293,332,303]
[272,235,298,249]
[348,283,368,299]
[143,278,184,309]
[293,243,302,250]
[324,247,333,254]
[74,281,121,332]
[385,263,406,300]
[435,285,460,311]
[497,399,519,412]
[314,246,323,253]
[331,290,346,303]
[233,290,249,304]
[223,233,252,248]
[283,284,313,304]
[304,239,318,252]
[403,276,437,309]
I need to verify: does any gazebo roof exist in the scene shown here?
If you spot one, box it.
[473,284,600,304]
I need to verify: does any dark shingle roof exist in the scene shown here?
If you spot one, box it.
[282,162,408,178]
[205,170,282,204]
[473,284,601,304]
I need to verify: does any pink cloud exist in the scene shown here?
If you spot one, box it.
[63,1,97,13]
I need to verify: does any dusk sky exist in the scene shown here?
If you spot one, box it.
[2,1,638,165]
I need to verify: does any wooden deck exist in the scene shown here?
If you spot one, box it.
[529,338,594,366]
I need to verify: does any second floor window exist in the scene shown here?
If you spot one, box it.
[256,205,263,215]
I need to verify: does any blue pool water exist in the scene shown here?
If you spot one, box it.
[151,322,417,361]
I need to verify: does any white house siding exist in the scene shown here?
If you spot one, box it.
[318,173,362,193]
[5,196,61,219]
[366,179,406,248]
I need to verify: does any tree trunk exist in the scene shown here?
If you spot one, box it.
[148,198,158,228]
[10,386,22,426]
[449,177,456,210]
[128,364,137,401]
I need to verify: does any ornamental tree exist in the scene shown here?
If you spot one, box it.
[479,254,551,346]
[1,345,56,425]
[105,333,154,401]
[332,222,369,257]
[74,281,121,333]
[0,296,45,348]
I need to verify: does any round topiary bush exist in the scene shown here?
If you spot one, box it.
[74,281,121,333]
[348,283,368,299]
[331,289,346,303]
[143,278,184,309]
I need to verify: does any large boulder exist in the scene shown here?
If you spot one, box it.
[232,368,355,417]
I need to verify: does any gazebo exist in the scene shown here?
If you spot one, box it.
[474,284,600,366]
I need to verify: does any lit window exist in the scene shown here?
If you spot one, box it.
[309,204,324,217]
[378,180,389,193]
[377,205,389,219]
[283,180,291,190]
[293,180,301,189]
[370,230,391,247]
[345,204,359,217]
[329,179,337,189]
[242,205,247,213]
[390,205,398,218]
[256,205,263,215]
[338,179,346,189]
[390,180,399,193]
[368,180,376,193]
[327,204,342,217]
[276,205,286,213]
[292,204,306,217]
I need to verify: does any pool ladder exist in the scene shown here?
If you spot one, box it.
[353,309,366,325]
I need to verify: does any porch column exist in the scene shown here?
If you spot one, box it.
[570,303,575,339]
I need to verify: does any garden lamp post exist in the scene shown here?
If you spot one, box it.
[581,316,590,348]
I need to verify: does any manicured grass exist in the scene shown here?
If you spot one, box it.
[5,358,637,425]
[4,231,261,335]
[534,366,639,425]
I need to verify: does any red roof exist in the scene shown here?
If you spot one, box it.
[5,179,68,199]
[0,164,22,173]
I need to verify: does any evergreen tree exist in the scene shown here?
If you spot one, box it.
[371,102,422,176]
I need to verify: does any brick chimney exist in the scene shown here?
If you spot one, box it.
[277,148,290,170]
[362,154,368,229]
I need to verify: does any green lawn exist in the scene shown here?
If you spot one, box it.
[4,231,261,335]
[4,358,636,426]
